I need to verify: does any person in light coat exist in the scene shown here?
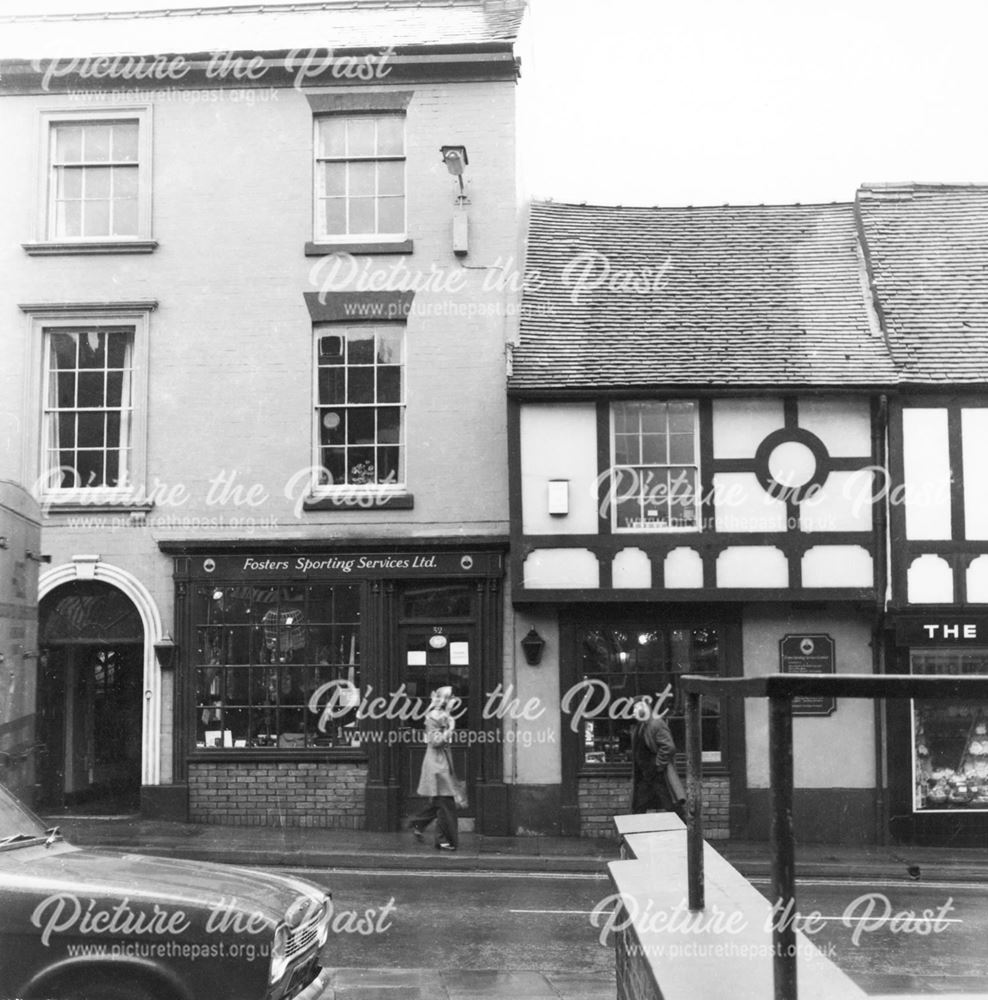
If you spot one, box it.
[408,686,460,851]
[629,696,685,819]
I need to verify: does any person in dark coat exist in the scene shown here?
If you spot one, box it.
[408,686,460,851]
[629,696,685,819]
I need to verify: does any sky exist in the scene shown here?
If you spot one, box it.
[517,0,988,207]
[7,0,988,208]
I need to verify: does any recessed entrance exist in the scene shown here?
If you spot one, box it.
[38,581,144,814]
[397,583,478,826]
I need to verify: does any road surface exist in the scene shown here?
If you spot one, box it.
[272,866,988,995]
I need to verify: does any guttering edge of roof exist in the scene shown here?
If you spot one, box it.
[505,383,903,401]
[528,197,856,214]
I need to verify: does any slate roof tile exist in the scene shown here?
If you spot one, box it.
[512,200,896,390]
[856,183,988,384]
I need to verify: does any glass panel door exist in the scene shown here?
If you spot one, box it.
[398,624,474,814]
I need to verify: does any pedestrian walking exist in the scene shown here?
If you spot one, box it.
[408,686,464,851]
[629,696,686,819]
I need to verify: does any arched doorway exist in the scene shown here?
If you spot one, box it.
[38,581,144,813]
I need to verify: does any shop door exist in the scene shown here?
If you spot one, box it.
[37,643,143,812]
[38,583,144,813]
[397,612,478,820]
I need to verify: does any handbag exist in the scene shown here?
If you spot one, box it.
[443,749,469,810]
[665,765,687,807]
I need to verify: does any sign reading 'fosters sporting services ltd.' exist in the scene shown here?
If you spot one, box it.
[192,552,503,580]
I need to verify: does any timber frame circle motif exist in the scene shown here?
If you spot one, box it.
[753,427,831,504]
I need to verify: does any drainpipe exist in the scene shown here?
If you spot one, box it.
[873,393,890,845]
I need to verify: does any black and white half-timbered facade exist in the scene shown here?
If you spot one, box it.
[860,185,988,845]
[507,186,988,845]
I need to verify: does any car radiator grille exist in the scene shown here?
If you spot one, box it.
[285,914,320,959]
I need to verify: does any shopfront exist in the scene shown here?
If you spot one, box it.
[546,604,745,839]
[163,543,507,833]
[887,614,988,844]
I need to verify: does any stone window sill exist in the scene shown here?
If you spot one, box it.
[43,500,155,518]
[303,492,414,511]
[23,240,159,256]
[305,239,414,256]
[188,749,368,763]
[579,760,728,778]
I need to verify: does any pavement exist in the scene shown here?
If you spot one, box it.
[325,968,616,1000]
[39,811,988,882]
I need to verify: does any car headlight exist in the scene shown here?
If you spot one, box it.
[315,895,332,949]
[269,923,289,985]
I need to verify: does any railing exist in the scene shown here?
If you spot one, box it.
[679,672,988,1000]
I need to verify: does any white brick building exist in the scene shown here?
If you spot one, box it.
[0,0,525,830]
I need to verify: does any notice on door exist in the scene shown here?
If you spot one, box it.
[779,634,837,716]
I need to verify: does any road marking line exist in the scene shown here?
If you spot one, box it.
[272,867,607,880]
[808,915,964,924]
[748,876,980,891]
[508,909,599,914]
[506,908,964,924]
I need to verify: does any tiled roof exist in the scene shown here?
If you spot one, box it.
[512,200,897,391]
[0,0,526,60]
[856,184,988,384]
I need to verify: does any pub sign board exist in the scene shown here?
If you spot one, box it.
[893,617,988,646]
[779,633,837,717]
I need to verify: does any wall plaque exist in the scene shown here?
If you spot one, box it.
[779,633,837,717]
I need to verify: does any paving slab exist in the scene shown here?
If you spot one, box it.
[327,969,617,1000]
[39,813,988,881]
[442,970,559,996]
[331,970,444,988]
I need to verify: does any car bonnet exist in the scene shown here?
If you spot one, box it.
[0,843,326,925]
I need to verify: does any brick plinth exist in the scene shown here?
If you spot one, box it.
[579,773,730,839]
[188,760,367,828]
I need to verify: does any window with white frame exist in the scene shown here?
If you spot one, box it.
[25,305,152,503]
[611,401,700,531]
[42,326,134,491]
[314,324,404,489]
[313,114,405,240]
[39,108,152,243]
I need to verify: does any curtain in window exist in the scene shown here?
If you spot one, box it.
[43,328,133,491]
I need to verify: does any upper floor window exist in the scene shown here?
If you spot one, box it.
[611,401,700,531]
[313,324,405,490]
[37,108,153,247]
[42,326,134,492]
[314,114,405,241]
[23,303,153,506]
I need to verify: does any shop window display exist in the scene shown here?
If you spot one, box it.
[576,625,722,765]
[193,583,361,751]
[912,649,988,810]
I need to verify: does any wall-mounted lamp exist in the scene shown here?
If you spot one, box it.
[441,145,470,256]
[154,634,177,670]
[440,144,469,192]
[520,628,546,667]
[25,551,52,563]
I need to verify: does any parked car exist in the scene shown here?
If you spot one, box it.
[0,782,332,1000]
